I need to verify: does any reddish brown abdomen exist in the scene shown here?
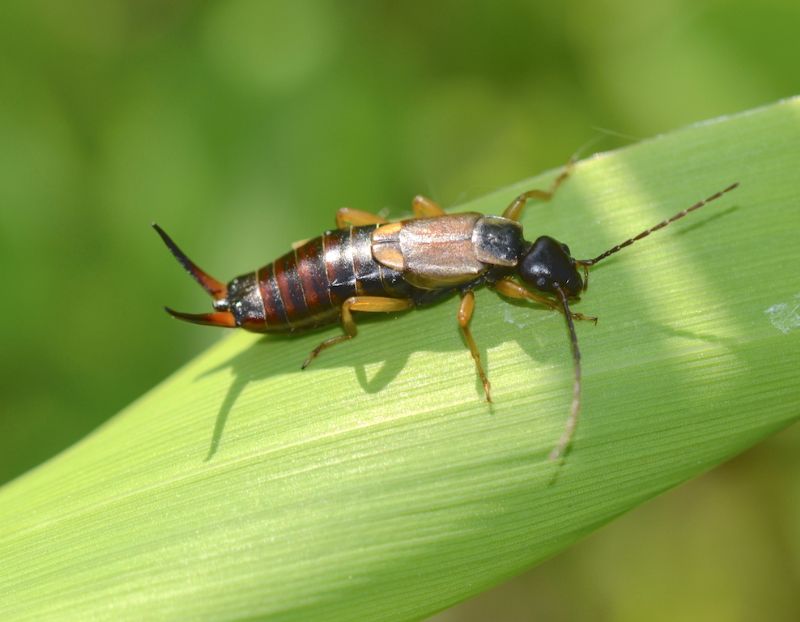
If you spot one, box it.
[239,225,413,333]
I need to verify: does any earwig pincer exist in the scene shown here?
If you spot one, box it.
[155,169,738,460]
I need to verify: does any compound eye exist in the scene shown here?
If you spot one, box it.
[561,243,571,255]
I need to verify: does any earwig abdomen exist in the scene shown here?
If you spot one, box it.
[232,225,415,333]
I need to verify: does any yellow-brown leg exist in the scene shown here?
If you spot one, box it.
[492,278,597,323]
[412,195,446,218]
[301,296,413,368]
[335,207,388,229]
[458,290,492,402]
[501,158,574,222]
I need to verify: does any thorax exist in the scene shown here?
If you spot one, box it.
[371,213,524,289]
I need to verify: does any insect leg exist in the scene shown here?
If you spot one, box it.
[501,158,574,222]
[458,290,492,402]
[492,278,597,323]
[412,195,447,218]
[301,296,413,368]
[335,208,388,228]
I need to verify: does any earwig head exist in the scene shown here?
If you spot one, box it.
[153,223,237,328]
[516,183,739,461]
[518,236,584,298]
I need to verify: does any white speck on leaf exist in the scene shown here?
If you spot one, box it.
[765,293,800,334]
[503,306,528,329]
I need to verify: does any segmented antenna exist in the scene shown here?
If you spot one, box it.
[553,182,740,456]
[582,182,739,266]
[550,286,582,461]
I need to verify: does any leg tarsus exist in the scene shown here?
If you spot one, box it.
[301,334,352,369]
[573,311,598,325]
[458,290,492,402]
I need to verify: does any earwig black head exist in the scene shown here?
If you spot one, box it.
[518,236,583,298]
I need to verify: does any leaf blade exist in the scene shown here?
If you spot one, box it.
[2,98,799,621]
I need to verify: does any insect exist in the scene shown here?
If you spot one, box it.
[154,170,738,460]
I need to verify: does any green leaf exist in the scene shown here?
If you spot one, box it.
[2,99,799,621]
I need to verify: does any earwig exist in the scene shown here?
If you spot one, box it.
[155,171,738,461]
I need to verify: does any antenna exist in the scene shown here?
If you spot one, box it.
[580,182,739,266]
[550,286,582,461]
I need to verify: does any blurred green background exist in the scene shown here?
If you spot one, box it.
[0,0,797,620]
